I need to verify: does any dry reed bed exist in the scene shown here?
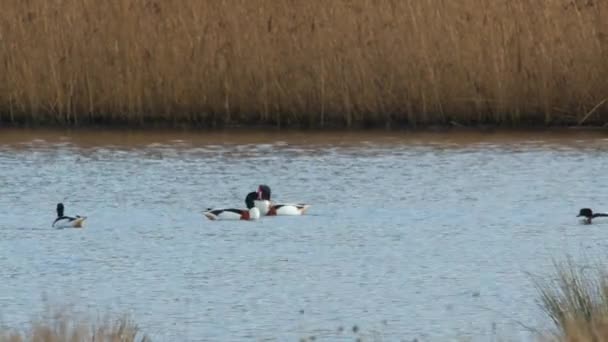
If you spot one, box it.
[0,312,149,342]
[1,0,608,127]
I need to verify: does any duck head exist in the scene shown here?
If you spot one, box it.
[257,185,271,200]
[56,203,65,217]
[577,208,593,224]
[577,208,593,218]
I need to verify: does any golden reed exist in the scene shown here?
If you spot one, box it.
[1,0,607,128]
[0,311,149,342]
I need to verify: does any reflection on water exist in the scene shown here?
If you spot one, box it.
[1,128,608,341]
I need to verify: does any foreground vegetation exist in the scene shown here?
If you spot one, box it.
[0,312,149,342]
[1,0,607,128]
[536,258,608,342]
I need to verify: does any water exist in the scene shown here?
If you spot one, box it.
[1,128,608,341]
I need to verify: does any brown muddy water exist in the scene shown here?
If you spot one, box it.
[1,128,608,341]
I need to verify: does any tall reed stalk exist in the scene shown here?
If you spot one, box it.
[1,0,607,128]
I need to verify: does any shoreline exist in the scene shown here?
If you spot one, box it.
[2,123,608,150]
[2,122,608,135]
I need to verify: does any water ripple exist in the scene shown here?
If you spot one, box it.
[2,132,608,341]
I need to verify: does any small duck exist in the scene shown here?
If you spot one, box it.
[203,192,261,221]
[52,203,87,229]
[577,208,608,225]
[251,184,310,216]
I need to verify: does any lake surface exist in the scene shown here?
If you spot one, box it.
[1,128,608,341]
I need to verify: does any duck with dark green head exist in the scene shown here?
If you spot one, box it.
[577,208,608,225]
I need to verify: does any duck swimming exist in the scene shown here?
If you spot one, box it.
[52,203,87,229]
[577,208,608,224]
[250,184,310,216]
[203,192,261,221]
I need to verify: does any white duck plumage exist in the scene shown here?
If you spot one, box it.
[252,185,310,216]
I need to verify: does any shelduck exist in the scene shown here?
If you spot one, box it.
[52,203,87,229]
[251,184,310,216]
[577,208,608,225]
[204,192,261,221]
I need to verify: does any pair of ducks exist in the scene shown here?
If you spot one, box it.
[203,185,310,221]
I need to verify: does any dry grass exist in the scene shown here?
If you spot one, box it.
[1,0,607,128]
[0,310,149,342]
[535,258,608,342]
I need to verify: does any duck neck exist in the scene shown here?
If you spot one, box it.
[245,192,257,209]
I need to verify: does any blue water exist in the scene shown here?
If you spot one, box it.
[1,130,608,341]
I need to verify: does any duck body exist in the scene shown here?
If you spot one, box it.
[251,185,310,216]
[53,216,87,229]
[577,208,608,225]
[266,203,311,216]
[52,203,87,229]
[204,192,261,221]
[203,207,260,221]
